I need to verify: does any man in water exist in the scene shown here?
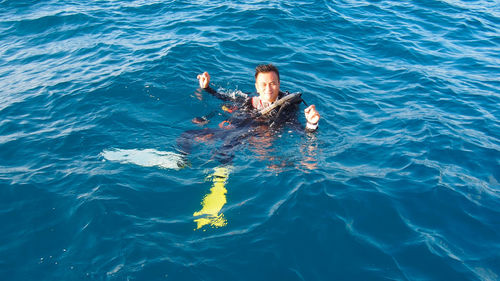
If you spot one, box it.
[197,64,321,131]
[189,64,320,229]
[178,63,321,165]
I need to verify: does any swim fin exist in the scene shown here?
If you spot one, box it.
[193,166,231,229]
[101,148,188,170]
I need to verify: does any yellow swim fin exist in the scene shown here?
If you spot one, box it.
[193,166,230,230]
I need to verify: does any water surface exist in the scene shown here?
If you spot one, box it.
[1,0,499,280]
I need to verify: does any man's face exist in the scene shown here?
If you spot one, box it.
[255,71,280,103]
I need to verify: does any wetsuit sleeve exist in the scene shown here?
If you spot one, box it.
[289,117,319,134]
[305,122,319,132]
[203,86,236,102]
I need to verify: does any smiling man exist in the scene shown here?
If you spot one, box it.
[197,63,321,131]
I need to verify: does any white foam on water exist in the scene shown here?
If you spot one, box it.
[101,148,185,170]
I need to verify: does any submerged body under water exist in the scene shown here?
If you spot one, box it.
[1,0,499,280]
[104,88,318,230]
[177,89,310,164]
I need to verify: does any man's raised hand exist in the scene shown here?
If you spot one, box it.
[197,72,210,89]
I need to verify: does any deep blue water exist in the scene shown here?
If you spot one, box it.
[1,0,500,280]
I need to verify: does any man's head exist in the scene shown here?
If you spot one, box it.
[255,64,280,103]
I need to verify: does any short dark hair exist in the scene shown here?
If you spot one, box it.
[255,64,280,81]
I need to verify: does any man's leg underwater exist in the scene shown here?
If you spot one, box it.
[176,128,219,157]
[192,130,253,229]
[176,128,233,229]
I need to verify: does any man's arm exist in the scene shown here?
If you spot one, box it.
[273,99,320,133]
[197,72,235,102]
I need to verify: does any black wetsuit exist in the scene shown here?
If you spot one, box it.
[177,86,311,164]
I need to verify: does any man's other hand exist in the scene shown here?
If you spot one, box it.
[304,105,320,125]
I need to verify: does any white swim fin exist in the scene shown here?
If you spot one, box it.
[101,148,187,170]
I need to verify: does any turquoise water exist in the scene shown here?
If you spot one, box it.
[1,0,499,280]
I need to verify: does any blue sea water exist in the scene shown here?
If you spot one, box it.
[1,0,500,280]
